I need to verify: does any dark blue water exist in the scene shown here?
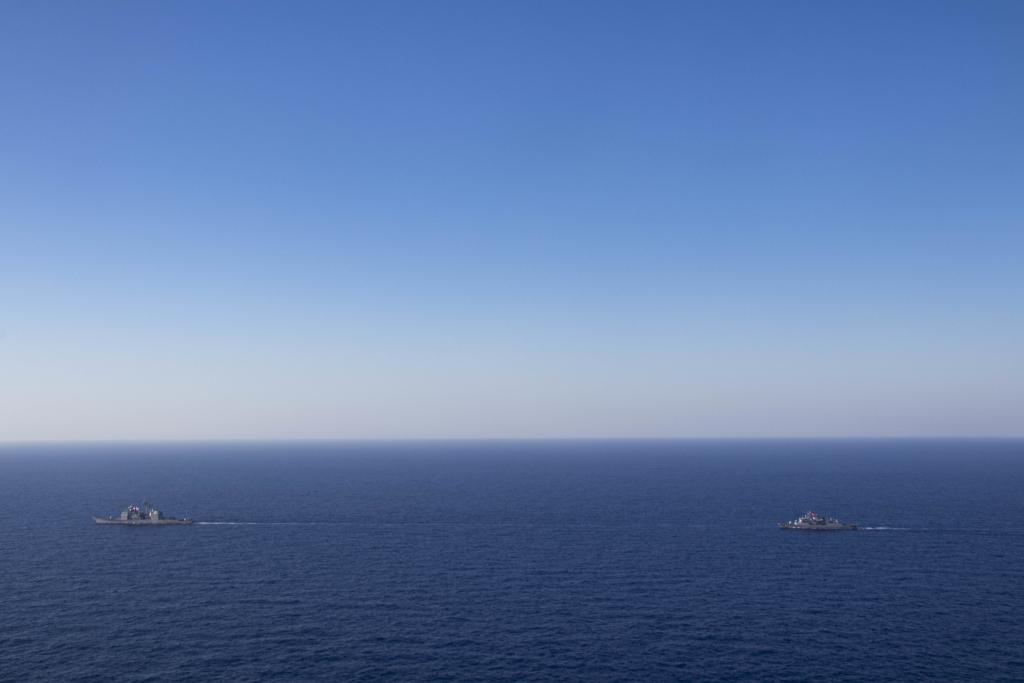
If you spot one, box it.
[1,441,1022,681]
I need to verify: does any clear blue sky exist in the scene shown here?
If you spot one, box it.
[1,1,1021,439]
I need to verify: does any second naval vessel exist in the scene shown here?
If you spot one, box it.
[779,511,857,530]
[93,502,192,525]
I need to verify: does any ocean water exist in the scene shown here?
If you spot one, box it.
[1,440,1022,682]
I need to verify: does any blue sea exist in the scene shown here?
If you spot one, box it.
[1,440,1022,681]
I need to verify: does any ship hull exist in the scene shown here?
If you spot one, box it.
[779,524,857,530]
[93,517,193,525]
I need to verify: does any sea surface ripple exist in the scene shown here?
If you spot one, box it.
[1,440,1022,681]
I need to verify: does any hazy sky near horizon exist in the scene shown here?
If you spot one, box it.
[2,1,1022,440]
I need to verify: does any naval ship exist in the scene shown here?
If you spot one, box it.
[93,501,193,525]
[779,511,857,530]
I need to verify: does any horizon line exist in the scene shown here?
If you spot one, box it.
[1,436,1022,446]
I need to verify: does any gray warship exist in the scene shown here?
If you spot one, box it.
[779,511,857,530]
[93,501,193,525]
